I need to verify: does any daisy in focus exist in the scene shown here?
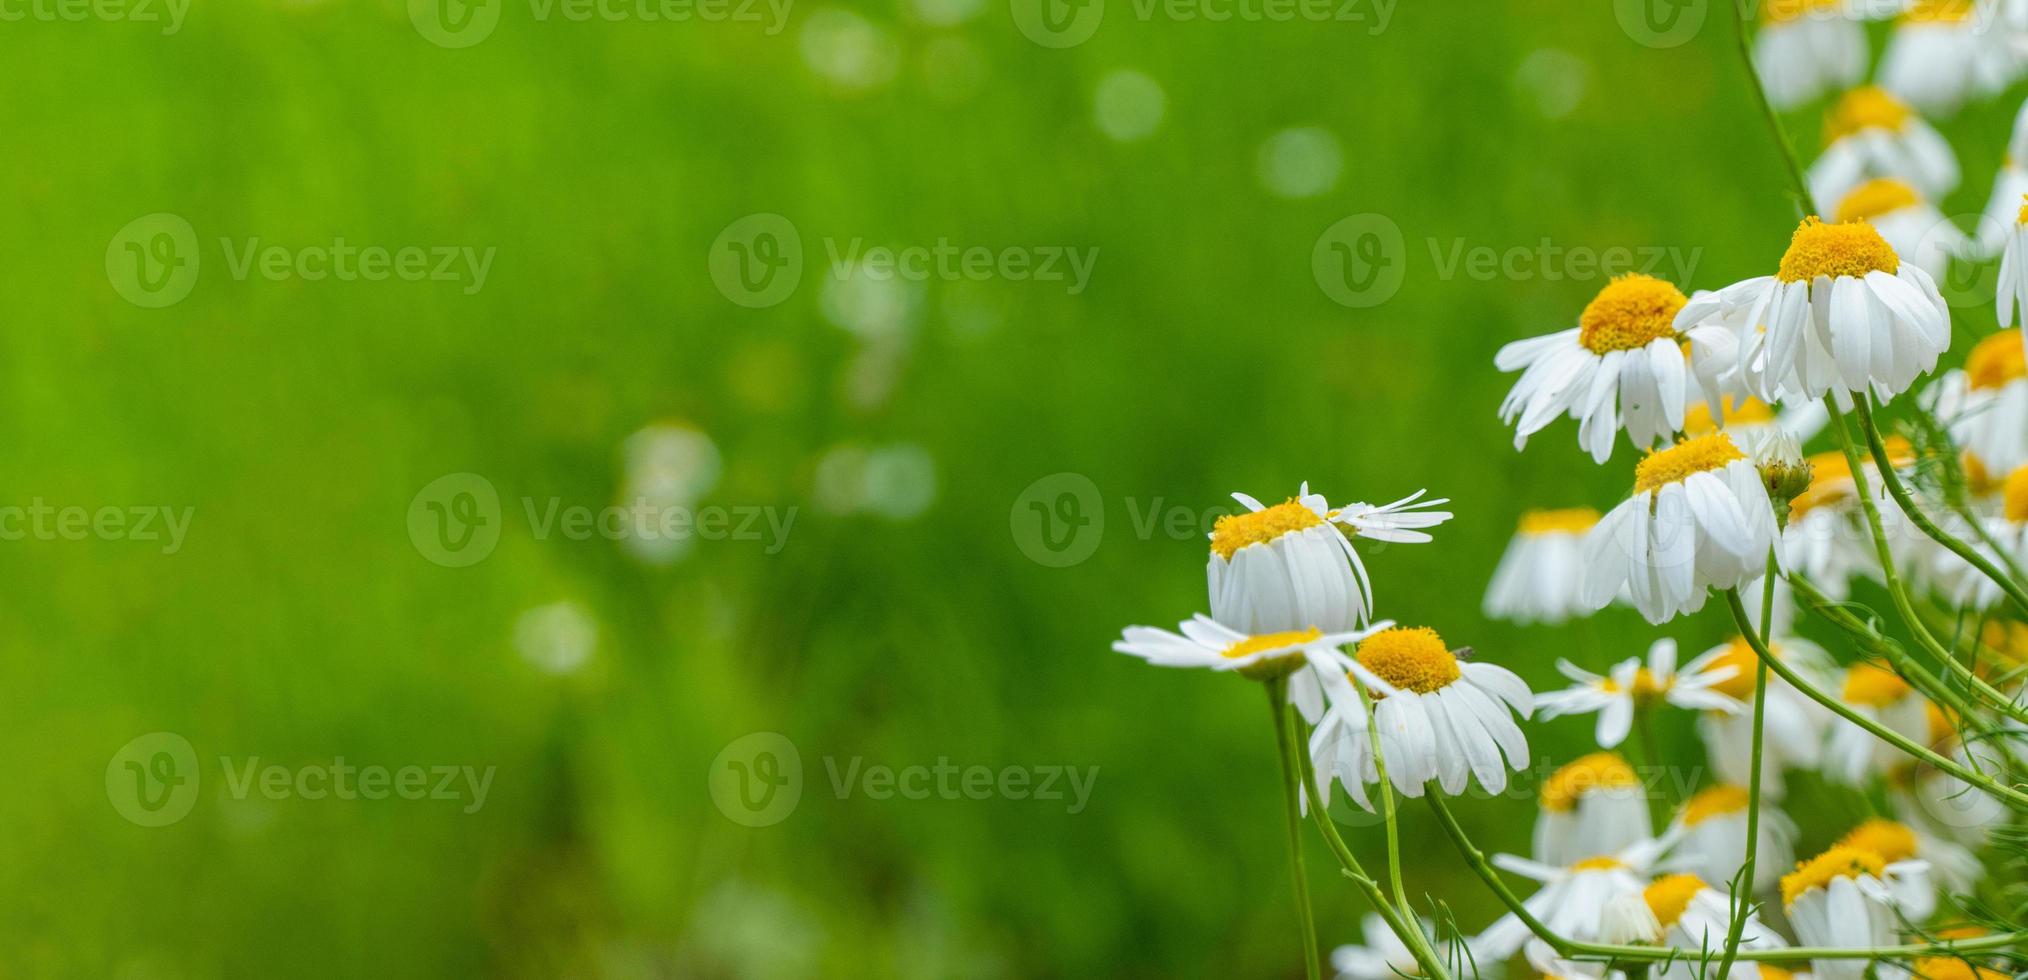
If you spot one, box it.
[1782,846,1917,980]
[1537,638,1744,747]
[1878,0,2020,117]
[1643,872,1790,980]
[1810,86,1960,208]
[1832,178,1966,281]
[1692,635,1835,794]
[1310,626,1534,802]
[1496,273,1696,462]
[1206,483,1451,635]
[1582,432,1779,624]
[1754,0,1867,110]
[1483,508,1601,624]
[1931,331,2028,476]
[1668,784,1800,893]
[1112,615,1388,722]
[1532,752,1651,868]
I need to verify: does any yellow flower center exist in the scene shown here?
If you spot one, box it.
[1762,968,1796,980]
[1835,178,1922,224]
[1643,873,1708,929]
[1826,86,1914,142]
[1903,0,1973,22]
[1572,855,1626,871]
[2016,193,2028,227]
[1210,499,1323,559]
[1964,452,1998,496]
[2005,466,2028,523]
[1702,638,1768,701]
[1601,667,1670,705]
[1914,958,2009,980]
[1763,0,1843,21]
[1682,397,1775,438]
[1578,274,1687,354]
[1777,217,1900,283]
[1223,628,1323,660]
[1966,331,2026,391]
[1354,627,1460,695]
[1540,752,1639,812]
[1782,845,1887,907]
[1979,620,2028,665]
[1519,507,1601,536]
[1680,784,1752,826]
[1926,701,1958,747]
[1842,662,1913,707]
[1634,432,1746,494]
[1839,818,1919,863]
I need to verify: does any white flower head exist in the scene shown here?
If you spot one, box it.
[1878,0,2021,118]
[1533,752,1652,868]
[1825,662,1933,783]
[1537,638,1745,747]
[1669,785,1800,894]
[1808,86,1959,207]
[1330,914,1439,980]
[1474,836,1674,968]
[1497,273,1695,462]
[1754,0,1867,110]
[1207,483,1451,635]
[1484,507,1603,625]
[1112,615,1390,723]
[1830,178,1966,281]
[1643,872,1789,980]
[1691,636,1836,795]
[1782,845,1921,980]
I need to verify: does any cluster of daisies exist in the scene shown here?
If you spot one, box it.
[1115,7,2028,979]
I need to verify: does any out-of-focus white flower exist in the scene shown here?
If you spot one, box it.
[1808,86,1959,208]
[1931,332,2028,476]
[1668,784,1799,893]
[1878,0,2021,117]
[1834,817,1975,920]
[513,600,599,675]
[1782,846,1916,980]
[1538,639,1744,747]
[1484,508,1601,625]
[1691,635,1836,795]
[1474,838,1671,968]
[1830,178,1966,280]
[1755,0,1867,109]
[1532,752,1651,868]
[1330,914,1439,980]
[1825,662,1933,783]
[1644,872,1789,980]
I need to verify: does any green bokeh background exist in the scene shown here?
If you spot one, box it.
[3,1,2019,976]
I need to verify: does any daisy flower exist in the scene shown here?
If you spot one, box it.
[1538,638,1745,747]
[1931,331,2028,476]
[1668,784,1801,894]
[1825,662,1934,784]
[1644,872,1790,980]
[1928,465,2028,609]
[1474,838,1670,967]
[1581,433,1779,624]
[1837,817,1975,920]
[1207,484,1451,636]
[1784,443,1920,599]
[1692,636,1836,795]
[1782,846,1919,980]
[1832,178,1966,281]
[1533,752,1652,868]
[1878,0,2019,117]
[1496,273,1699,462]
[1714,217,1950,405]
[1809,86,1959,209]
[1112,614,1388,722]
[1311,626,1534,802]
[1998,196,2028,330]
[1975,102,2028,257]
[1484,508,1602,625]
[1330,914,1440,980]
[1754,0,1868,110]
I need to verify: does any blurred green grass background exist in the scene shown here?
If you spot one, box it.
[2,1,2021,976]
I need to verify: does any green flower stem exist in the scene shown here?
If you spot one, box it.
[1426,789,2028,962]
[1267,680,1323,980]
[1853,394,2028,619]
[1713,552,1778,980]
[1723,589,2028,811]
[1354,681,1411,914]
[1726,0,1814,218]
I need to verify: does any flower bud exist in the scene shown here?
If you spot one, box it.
[1750,430,1812,517]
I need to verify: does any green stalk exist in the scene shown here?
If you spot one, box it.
[1713,552,1778,980]
[1356,681,1411,914]
[1267,681,1322,980]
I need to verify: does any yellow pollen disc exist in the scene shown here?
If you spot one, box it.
[1354,627,1461,695]
[1835,178,1922,224]
[1838,818,1919,863]
[1540,752,1639,812]
[1682,396,1776,438]
[1702,639,1768,701]
[1519,507,1601,536]
[1680,784,1751,826]
[2005,466,2028,523]
[1223,627,1322,660]
[1572,856,1625,871]
[1634,432,1745,494]
[1782,845,1886,907]
[1964,452,1998,496]
[1600,667,1669,704]
[1842,662,1913,707]
[1210,499,1323,559]
[1777,217,1900,283]
[1903,0,1973,22]
[2017,193,2028,226]
[1761,968,1797,980]
[1762,0,1842,21]
[1642,873,1708,929]
[1913,959,2009,980]
[1966,330,2026,391]
[1925,701,1958,747]
[1826,86,1914,142]
[1980,620,2028,665]
[1578,274,1687,354]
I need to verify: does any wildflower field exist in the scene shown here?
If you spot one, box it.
[7,1,2028,977]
